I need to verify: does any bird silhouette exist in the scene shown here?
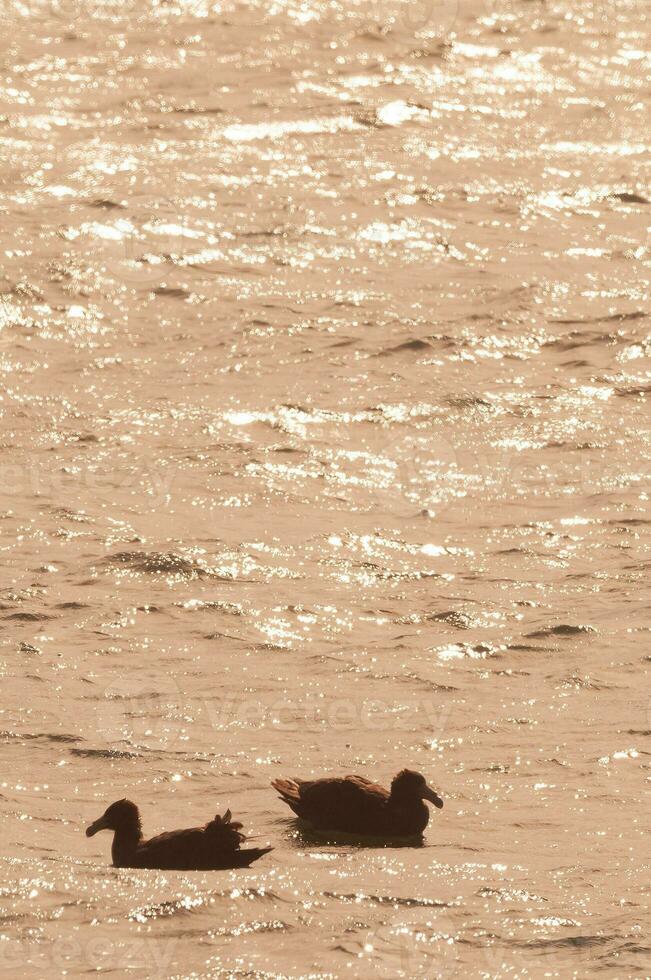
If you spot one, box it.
[272,769,443,838]
[86,798,272,870]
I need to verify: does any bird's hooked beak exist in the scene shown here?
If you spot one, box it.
[422,785,444,809]
[86,814,110,837]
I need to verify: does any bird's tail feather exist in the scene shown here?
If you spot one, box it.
[206,809,246,848]
[237,846,273,867]
[271,777,304,817]
[271,777,301,802]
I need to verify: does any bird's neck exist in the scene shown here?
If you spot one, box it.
[388,789,420,809]
[388,792,429,832]
[111,826,142,867]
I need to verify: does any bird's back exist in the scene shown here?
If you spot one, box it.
[274,775,390,834]
[126,811,270,871]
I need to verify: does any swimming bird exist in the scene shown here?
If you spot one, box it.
[86,799,272,870]
[271,769,443,838]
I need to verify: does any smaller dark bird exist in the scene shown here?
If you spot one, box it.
[86,799,272,871]
[272,769,443,839]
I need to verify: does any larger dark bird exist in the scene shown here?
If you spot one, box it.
[86,799,272,871]
[272,769,443,838]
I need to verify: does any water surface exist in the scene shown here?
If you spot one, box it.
[1,0,650,976]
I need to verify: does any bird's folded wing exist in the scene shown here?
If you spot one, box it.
[345,775,388,797]
[135,827,207,867]
[301,776,389,819]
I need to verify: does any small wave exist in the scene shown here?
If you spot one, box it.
[176,599,243,615]
[18,641,40,654]
[173,103,224,115]
[609,191,649,204]
[549,311,646,328]
[237,226,288,239]
[69,748,141,759]
[323,891,447,908]
[212,919,290,938]
[378,338,432,355]
[560,675,610,690]
[130,897,208,920]
[204,631,244,642]
[507,644,548,652]
[479,886,547,902]
[3,612,55,622]
[444,394,492,409]
[616,383,651,398]
[88,198,125,209]
[522,934,614,950]
[152,286,191,299]
[209,887,283,902]
[428,610,476,629]
[1,280,43,301]
[544,329,617,349]
[223,116,360,142]
[600,312,648,323]
[100,551,226,579]
[131,894,285,923]
[0,732,81,743]
[50,506,92,521]
[525,624,595,638]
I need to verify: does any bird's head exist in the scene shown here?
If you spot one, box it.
[391,770,444,809]
[86,799,142,837]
